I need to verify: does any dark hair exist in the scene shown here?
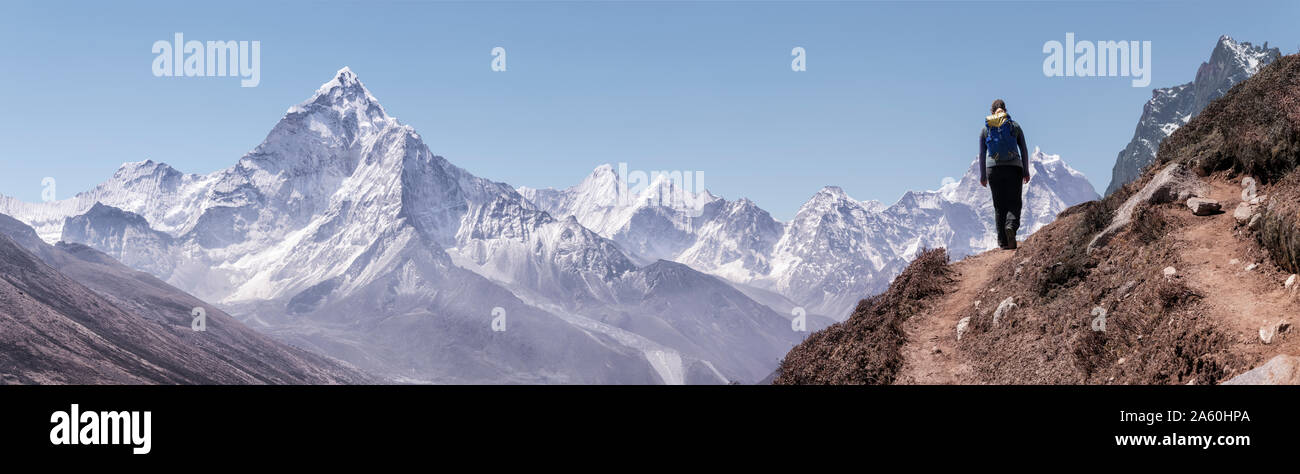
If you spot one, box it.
[991,99,1006,114]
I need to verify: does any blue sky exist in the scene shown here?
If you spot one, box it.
[1,0,1297,219]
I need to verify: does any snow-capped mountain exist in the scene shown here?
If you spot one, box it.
[1105,35,1280,196]
[944,149,1102,247]
[763,149,1097,316]
[446,180,801,383]
[519,148,1098,319]
[519,165,777,281]
[1,67,806,384]
[764,186,914,317]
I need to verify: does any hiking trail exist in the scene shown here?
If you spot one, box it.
[897,249,1012,384]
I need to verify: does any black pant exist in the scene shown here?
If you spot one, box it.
[989,165,1023,247]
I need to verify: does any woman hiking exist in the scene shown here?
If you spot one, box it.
[978,99,1031,250]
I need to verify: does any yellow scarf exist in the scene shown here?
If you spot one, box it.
[986,111,1009,128]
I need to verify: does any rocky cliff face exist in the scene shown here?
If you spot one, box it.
[1105,36,1281,196]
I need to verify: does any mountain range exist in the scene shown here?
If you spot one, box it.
[1,67,1098,384]
[522,149,1097,317]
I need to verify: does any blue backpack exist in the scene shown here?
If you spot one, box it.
[985,116,1019,162]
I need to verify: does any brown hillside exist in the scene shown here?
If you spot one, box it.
[775,53,1300,385]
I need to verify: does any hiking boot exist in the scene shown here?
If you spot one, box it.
[1003,212,1019,249]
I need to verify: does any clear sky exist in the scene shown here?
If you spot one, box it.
[2,0,1297,220]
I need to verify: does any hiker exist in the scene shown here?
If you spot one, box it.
[978,99,1031,250]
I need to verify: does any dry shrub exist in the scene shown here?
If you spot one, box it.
[1098,277,1238,384]
[773,249,952,385]
[1130,204,1169,245]
[1036,199,1117,297]
[1071,328,1109,377]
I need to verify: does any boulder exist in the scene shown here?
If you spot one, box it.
[1163,266,1177,278]
[1088,163,1206,253]
[1259,321,1290,345]
[1147,163,1208,204]
[1242,176,1257,201]
[956,317,971,341]
[992,297,1017,326]
[1186,197,1222,215]
[1261,326,1277,344]
[1222,355,1300,385]
[1233,202,1255,225]
[1287,274,1297,292]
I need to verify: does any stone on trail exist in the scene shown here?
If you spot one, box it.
[1233,202,1255,225]
[1186,197,1222,216]
[956,317,971,341]
[992,297,1017,326]
[1222,355,1300,385]
[1259,321,1290,345]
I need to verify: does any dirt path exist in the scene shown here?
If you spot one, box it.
[897,249,1013,384]
[1171,179,1299,371]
